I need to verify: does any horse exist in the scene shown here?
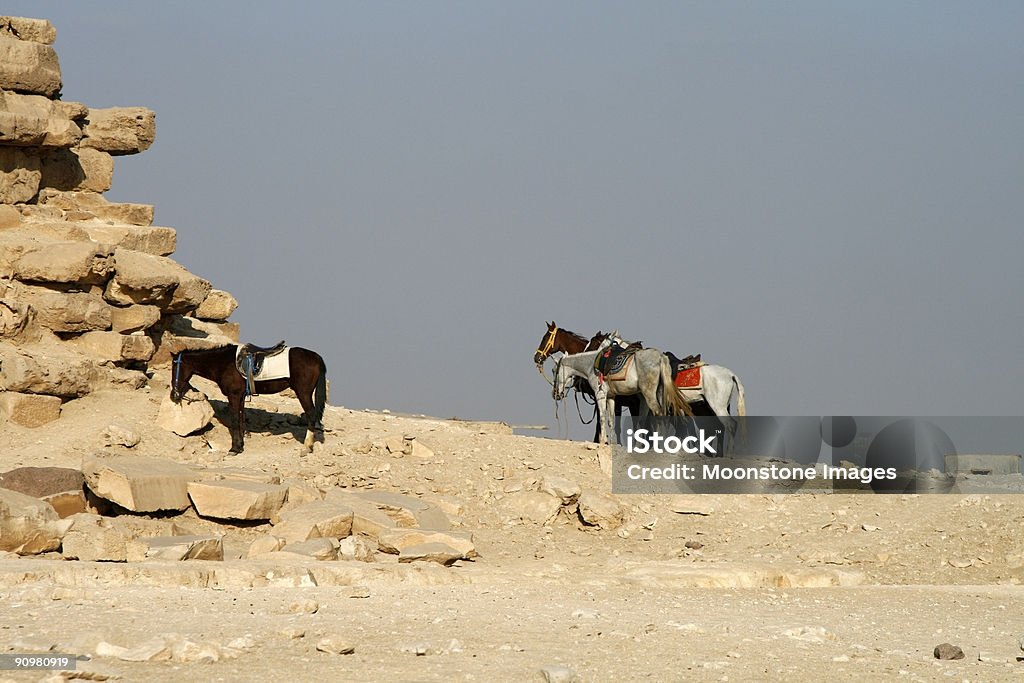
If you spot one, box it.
[534,321,642,440]
[594,331,748,449]
[169,344,327,453]
[552,341,692,444]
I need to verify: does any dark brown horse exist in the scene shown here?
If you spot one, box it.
[170,344,327,453]
[534,321,641,440]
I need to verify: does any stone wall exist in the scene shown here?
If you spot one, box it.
[0,16,240,427]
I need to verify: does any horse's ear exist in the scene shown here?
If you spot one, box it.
[548,320,556,329]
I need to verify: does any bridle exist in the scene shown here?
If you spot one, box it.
[535,326,558,386]
[171,353,200,403]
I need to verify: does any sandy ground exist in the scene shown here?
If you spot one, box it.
[2,375,1024,681]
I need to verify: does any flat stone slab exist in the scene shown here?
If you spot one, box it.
[187,480,287,521]
[609,561,864,588]
[143,535,224,562]
[272,500,354,543]
[83,456,196,512]
[0,487,61,555]
[377,528,477,559]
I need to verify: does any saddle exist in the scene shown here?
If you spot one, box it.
[236,340,287,395]
[595,344,638,381]
[666,351,704,386]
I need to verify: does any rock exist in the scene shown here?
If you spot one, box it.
[289,600,319,615]
[0,466,85,518]
[0,487,62,555]
[73,330,155,362]
[0,146,42,203]
[80,107,156,155]
[109,304,161,333]
[933,642,965,660]
[322,489,417,537]
[13,241,114,284]
[60,513,143,562]
[577,490,626,530]
[246,535,284,558]
[668,495,714,516]
[540,475,581,505]
[194,289,238,321]
[0,299,31,340]
[155,391,214,437]
[272,500,354,543]
[0,391,61,427]
[540,665,580,683]
[0,342,94,397]
[101,423,141,448]
[105,248,210,312]
[0,91,82,148]
[142,535,223,561]
[39,147,114,193]
[0,204,21,229]
[316,637,355,655]
[384,434,435,458]
[281,538,337,561]
[37,189,154,226]
[376,528,477,558]
[326,489,451,531]
[81,224,176,256]
[13,285,112,334]
[187,480,287,521]
[0,32,62,97]
[0,17,57,45]
[506,490,562,525]
[397,542,469,565]
[337,535,378,562]
[82,455,196,512]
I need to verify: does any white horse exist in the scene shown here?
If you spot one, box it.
[552,341,691,444]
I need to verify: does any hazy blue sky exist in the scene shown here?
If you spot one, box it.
[11,3,1023,434]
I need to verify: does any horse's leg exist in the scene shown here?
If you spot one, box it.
[295,379,317,452]
[227,391,245,453]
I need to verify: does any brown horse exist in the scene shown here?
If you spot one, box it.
[534,321,641,440]
[170,344,327,453]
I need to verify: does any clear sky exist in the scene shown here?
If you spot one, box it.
[10,3,1023,434]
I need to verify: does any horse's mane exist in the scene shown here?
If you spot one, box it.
[561,329,588,345]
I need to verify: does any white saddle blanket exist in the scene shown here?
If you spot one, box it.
[236,346,291,381]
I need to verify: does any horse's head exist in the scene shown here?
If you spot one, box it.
[534,321,559,366]
[169,352,191,403]
[586,331,608,352]
[551,358,575,402]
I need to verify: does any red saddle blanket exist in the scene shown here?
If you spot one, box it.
[674,365,702,389]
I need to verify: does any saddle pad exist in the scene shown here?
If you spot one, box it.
[236,346,291,381]
[602,353,634,382]
[674,365,702,389]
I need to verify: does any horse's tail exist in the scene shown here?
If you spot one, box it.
[660,355,693,417]
[733,374,747,443]
[312,357,327,428]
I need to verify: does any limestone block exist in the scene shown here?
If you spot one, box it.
[0,342,95,397]
[0,204,21,229]
[0,466,83,499]
[13,241,114,284]
[540,475,582,505]
[0,146,41,203]
[15,284,112,333]
[39,147,113,193]
[187,480,287,521]
[142,535,223,562]
[106,248,210,311]
[0,391,61,427]
[156,392,214,437]
[505,490,562,526]
[279,537,337,561]
[109,304,160,333]
[0,33,61,96]
[0,90,83,147]
[149,316,237,365]
[82,225,175,256]
[72,330,155,362]
[577,490,627,530]
[80,107,156,155]
[337,535,378,562]
[0,17,57,45]
[194,289,237,321]
[376,528,477,559]
[397,542,468,565]
[38,190,154,226]
[60,513,141,562]
[337,489,451,530]
[271,500,354,543]
[246,535,284,558]
[323,489,411,538]
[0,487,61,555]
[0,299,32,339]
[82,456,197,512]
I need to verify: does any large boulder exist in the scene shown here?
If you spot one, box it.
[37,189,154,226]
[38,147,113,193]
[82,456,197,513]
[80,107,156,155]
[0,31,61,97]
[0,342,95,397]
[187,480,287,521]
[0,146,42,203]
[105,248,210,312]
[13,241,114,284]
[271,500,355,544]
[81,224,175,256]
[155,392,214,437]
[0,391,61,427]
[72,330,155,363]
[0,487,62,555]
[0,90,84,148]
[14,284,112,333]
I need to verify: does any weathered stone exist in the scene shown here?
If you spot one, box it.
[331,489,451,531]
[506,490,562,525]
[0,342,95,397]
[37,190,154,226]
[194,289,237,321]
[933,643,965,660]
[397,542,466,565]
[0,204,21,229]
[0,391,61,427]
[143,535,223,561]
[80,107,156,155]
[377,528,477,559]
[0,33,61,96]
[0,146,41,203]
[149,315,238,365]
[106,248,210,311]
[39,147,113,193]
[384,434,435,458]
[101,423,141,448]
[187,480,287,521]
[540,475,582,505]
[0,91,83,148]
[155,392,214,437]
[0,17,57,45]
[82,455,196,512]
[109,305,160,334]
[14,284,112,333]
[577,490,626,530]
[540,665,580,683]
[13,241,114,285]
[72,330,155,363]
[246,535,284,558]
[0,488,61,555]
[0,466,83,499]
[337,535,378,562]
[0,299,32,340]
[272,500,354,543]
[41,491,86,518]
[281,537,337,561]
[316,636,355,655]
[82,224,175,256]
[60,513,142,562]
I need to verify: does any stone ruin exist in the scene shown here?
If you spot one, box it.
[0,16,239,428]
